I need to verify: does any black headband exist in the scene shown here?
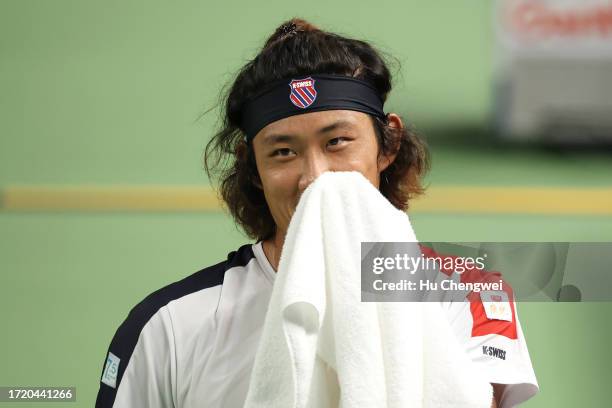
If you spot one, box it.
[239,74,386,142]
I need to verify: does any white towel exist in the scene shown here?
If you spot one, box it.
[244,171,493,408]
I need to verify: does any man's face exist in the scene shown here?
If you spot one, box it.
[252,109,394,236]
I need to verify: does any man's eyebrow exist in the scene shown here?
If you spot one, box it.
[262,134,294,145]
[317,119,356,134]
[262,120,356,145]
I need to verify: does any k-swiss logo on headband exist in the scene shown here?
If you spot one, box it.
[288,77,317,108]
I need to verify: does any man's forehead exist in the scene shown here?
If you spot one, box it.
[259,110,366,142]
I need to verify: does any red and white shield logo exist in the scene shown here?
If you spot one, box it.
[288,77,317,108]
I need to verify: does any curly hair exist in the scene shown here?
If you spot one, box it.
[204,17,430,242]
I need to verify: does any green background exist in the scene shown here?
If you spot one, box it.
[1,1,611,407]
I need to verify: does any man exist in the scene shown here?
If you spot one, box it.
[96,18,538,408]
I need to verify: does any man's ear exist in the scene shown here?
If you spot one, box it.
[237,140,264,190]
[252,173,263,189]
[377,113,403,172]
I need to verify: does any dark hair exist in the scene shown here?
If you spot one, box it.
[204,17,429,241]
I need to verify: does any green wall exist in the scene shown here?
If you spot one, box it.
[1,1,611,407]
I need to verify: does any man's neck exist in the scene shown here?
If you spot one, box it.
[262,230,285,272]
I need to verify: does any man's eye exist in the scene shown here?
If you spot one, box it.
[327,137,349,148]
[272,148,295,157]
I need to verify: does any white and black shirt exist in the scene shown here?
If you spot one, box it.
[96,242,539,408]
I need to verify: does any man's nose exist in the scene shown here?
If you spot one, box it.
[298,152,329,193]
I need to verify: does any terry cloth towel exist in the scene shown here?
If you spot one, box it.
[243,171,493,408]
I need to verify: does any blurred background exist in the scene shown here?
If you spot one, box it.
[1,0,611,407]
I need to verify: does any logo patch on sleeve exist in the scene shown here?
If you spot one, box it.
[469,287,518,339]
[101,352,120,388]
[480,290,512,321]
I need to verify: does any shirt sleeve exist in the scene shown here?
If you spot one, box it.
[443,282,539,408]
[95,305,177,408]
